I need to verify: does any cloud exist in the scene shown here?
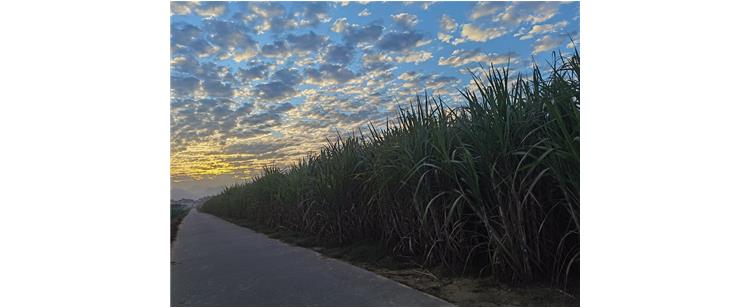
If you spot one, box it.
[394,50,433,64]
[232,49,260,62]
[202,80,234,98]
[203,20,259,61]
[494,2,561,26]
[249,2,286,19]
[254,68,302,100]
[248,2,297,34]
[469,2,506,20]
[440,14,457,33]
[398,71,419,81]
[405,1,436,11]
[256,31,325,61]
[437,33,466,46]
[291,91,381,130]
[171,76,200,97]
[467,2,563,37]
[271,68,303,85]
[250,1,331,34]
[286,31,329,53]
[392,13,419,29]
[171,23,218,57]
[298,2,332,27]
[255,82,298,100]
[438,48,519,67]
[331,18,348,33]
[420,2,436,10]
[460,24,506,42]
[172,60,234,88]
[305,64,357,86]
[532,34,566,55]
[260,40,291,58]
[361,52,395,72]
[238,102,295,133]
[171,2,197,16]
[397,72,461,96]
[194,2,226,18]
[376,31,424,51]
[171,55,199,74]
[236,63,270,83]
[358,8,371,17]
[256,18,298,35]
[342,23,383,46]
[438,15,462,45]
[438,32,450,42]
[272,102,295,113]
[323,44,355,65]
[516,20,569,40]
[224,140,291,156]
[240,111,282,129]
[171,98,248,150]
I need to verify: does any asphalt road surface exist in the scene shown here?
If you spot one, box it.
[171,209,453,307]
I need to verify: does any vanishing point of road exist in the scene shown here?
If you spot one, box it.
[171,209,453,306]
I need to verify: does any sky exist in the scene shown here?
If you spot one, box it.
[170,1,580,200]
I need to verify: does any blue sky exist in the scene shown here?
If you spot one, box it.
[170,1,580,199]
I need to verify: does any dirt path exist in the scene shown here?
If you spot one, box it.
[171,209,453,306]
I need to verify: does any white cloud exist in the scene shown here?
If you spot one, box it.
[438,32,451,42]
[416,38,432,47]
[171,2,197,16]
[438,49,518,67]
[469,2,505,20]
[437,32,465,46]
[396,72,460,97]
[438,15,463,45]
[460,24,506,42]
[518,20,569,40]
[249,3,286,19]
[194,2,226,18]
[297,2,333,27]
[394,50,433,64]
[331,18,348,33]
[440,14,458,33]
[398,71,419,81]
[231,49,259,62]
[392,13,419,29]
[420,2,435,10]
[304,64,357,87]
[532,35,566,55]
[403,1,435,10]
[494,2,561,26]
[358,8,371,17]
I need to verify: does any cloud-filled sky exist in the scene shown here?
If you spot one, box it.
[170,1,580,200]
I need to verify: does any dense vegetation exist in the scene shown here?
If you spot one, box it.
[202,51,579,292]
[171,206,190,242]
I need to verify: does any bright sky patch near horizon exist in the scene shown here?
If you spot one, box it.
[170,1,580,200]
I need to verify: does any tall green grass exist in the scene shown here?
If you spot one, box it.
[202,51,580,291]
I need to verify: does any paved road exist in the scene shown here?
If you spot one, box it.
[171,209,453,307]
